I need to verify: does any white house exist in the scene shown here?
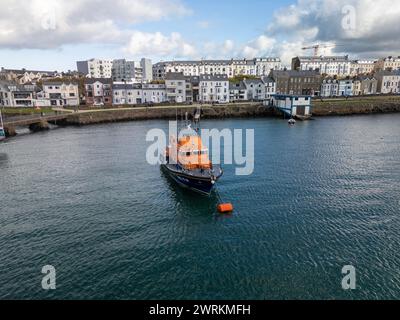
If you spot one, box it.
[142,83,167,103]
[0,82,38,107]
[112,83,143,105]
[338,78,354,96]
[229,82,247,102]
[320,78,339,97]
[375,71,400,94]
[375,56,400,72]
[243,78,265,101]
[165,72,187,103]
[199,74,229,103]
[262,76,276,100]
[42,82,80,107]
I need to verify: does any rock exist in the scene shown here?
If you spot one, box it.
[29,120,49,132]
[4,126,17,137]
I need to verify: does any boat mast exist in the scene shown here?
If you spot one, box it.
[0,110,4,129]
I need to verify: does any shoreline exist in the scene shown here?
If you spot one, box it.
[2,96,400,138]
[65,97,400,125]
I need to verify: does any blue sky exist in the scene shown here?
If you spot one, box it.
[0,0,399,71]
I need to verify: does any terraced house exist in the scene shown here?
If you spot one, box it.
[112,83,143,105]
[40,82,80,107]
[0,81,38,107]
[292,56,351,77]
[375,71,400,94]
[84,78,113,106]
[199,74,229,103]
[153,58,281,80]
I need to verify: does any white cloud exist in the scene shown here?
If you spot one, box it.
[241,35,276,58]
[124,31,197,58]
[0,0,191,49]
[263,0,400,64]
[197,21,211,29]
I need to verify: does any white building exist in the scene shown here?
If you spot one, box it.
[262,76,276,100]
[153,58,281,80]
[272,94,312,118]
[375,71,400,94]
[41,81,80,107]
[112,83,143,105]
[320,78,339,97]
[338,78,354,96]
[229,82,247,102]
[0,81,38,107]
[141,58,153,83]
[350,60,376,76]
[165,72,187,103]
[243,78,265,101]
[199,74,229,103]
[375,56,400,72]
[77,59,113,78]
[292,56,351,77]
[142,83,167,103]
[112,59,137,82]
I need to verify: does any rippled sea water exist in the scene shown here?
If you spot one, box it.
[0,114,400,300]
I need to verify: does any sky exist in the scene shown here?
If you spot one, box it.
[0,0,399,71]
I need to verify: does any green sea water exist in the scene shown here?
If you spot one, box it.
[0,114,399,299]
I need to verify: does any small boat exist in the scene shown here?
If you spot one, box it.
[161,109,223,195]
[0,111,5,141]
[288,118,296,125]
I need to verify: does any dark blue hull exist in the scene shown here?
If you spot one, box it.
[161,164,222,195]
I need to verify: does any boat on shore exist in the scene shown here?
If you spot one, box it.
[0,111,5,141]
[160,109,223,195]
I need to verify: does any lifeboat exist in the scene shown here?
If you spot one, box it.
[161,124,223,195]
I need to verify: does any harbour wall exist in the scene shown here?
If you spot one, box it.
[312,96,400,116]
[65,103,273,125]
[65,97,400,125]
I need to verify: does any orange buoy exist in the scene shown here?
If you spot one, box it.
[218,203,234,214]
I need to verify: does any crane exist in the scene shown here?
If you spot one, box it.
[302,44,344,57]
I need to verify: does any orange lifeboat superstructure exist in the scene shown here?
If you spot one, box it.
[161,125,223,195]
[168,134,212,171]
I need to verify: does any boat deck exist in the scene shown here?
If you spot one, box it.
[164,163,223,180]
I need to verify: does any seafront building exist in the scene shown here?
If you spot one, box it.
[0,81,39,107]
[165,72,188,104]
[270,70,322,96]
[375,71,400,94]
[84,78,113,106]
[320,77,339,97]
[374,56,400,72]
[292,56,351,77]
[153,58,282,80]
[338,78,354,96]
[353,76,378,96]
[350,60,377,76]
[2,53,400,108]
[199,74,230,103]
[242,78,266,101]
[40,82,80,107]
